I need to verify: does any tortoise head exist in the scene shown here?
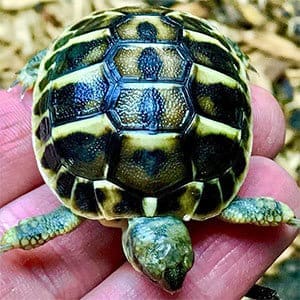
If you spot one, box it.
[122,216,194,292]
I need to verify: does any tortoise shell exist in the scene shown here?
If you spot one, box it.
[32,7,252,221]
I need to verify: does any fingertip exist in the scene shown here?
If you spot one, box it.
[251,85,285,158]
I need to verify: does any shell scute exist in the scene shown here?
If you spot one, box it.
[55,169,76,199]
[112,85,190,131]
[167,11,231,51]
[114,14,180,42]
[94,180,143,219]
[40,143,61,172]
[71,178,100,218]
[184,37,241,81]
[188,64,249,129]
[73,11,124,36]
[111,44,191,82]
[33,90,50,116]
[52,30,112,79]
[50,64,109,125]
[218,170,236,201]
[194,180,223,217]
[52,114,116,180]
[156,181,204,218]
[35,116,51,142]
[108,133,191,196]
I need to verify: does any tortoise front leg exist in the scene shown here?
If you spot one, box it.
[219,196,300,227]
[10,49,48,97]
[0,206,82,253]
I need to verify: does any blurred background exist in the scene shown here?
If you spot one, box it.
[0,0,299,298]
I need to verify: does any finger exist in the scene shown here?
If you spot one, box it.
[0,85,285,206]
[0,185,124,299]
[251,85,285,158]
[0,86,42,207]
[83,156,299,299]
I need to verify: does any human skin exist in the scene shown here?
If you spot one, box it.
[0,85,299,300]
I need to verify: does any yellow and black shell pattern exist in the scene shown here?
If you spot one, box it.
[32,7,252,221]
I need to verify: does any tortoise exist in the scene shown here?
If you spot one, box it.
[0,6,299,293]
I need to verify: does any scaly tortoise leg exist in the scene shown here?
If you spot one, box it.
[0,206,82,253]
[219,196,300,227]
[9,49,47,98]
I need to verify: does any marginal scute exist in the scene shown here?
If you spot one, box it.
[219,170,236,202]
[35,116,51,142]
[41,143,61,172]
[157,181,204,218]
[232,145,247,176]
[74,12,124,36]
[53,32,74,51]
[142,197,158,217]
[55,167,76,199]
[71,178,101,218]
[94,180,143,218]
[241,118,251,142]
[33,90,50,116]
[194,180,223,217]
[38,68,54,91]
[167,11,231,51]
[69,17,93,31]
[113,6,171,14]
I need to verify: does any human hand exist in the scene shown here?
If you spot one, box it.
[0,85,299,299]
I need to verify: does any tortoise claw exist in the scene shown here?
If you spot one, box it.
[20,86,28,100]
[7,75,30,101]
[288,217,300,228]
[0,243,13,254]
[7,79,30,101]
[8,48,47,100]
[7,79,20,93]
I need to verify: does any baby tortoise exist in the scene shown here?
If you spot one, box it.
[1,6,299,294]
